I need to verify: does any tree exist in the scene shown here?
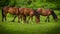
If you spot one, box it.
[0,0,9,7]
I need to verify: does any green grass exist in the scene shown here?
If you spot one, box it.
[0,10,60,34]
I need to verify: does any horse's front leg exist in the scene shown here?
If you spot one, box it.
[36,15,40,23]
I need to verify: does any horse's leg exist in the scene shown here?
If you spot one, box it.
[45,16,50,22]
[2,8,8,22]
[20,15,23,21]
[2,8,4,22]
[3,12,7,21]
[30,15,34,23]
[31,16,33,22]
[2,12,5,22]
[27,16,31,23]
[47,16,50,22]
[23,15,26,23]
[5,15,6,21]
[18,15,21,23]
[36,15,40,23]
[12,15,17,22]
[5,13,7,21]
[2,14,4,22]
[45,16,47,22]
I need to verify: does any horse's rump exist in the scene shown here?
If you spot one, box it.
[37,8,51,16]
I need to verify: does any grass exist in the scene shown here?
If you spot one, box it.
[0,10,60,34]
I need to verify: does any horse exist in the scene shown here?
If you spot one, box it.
[18,8,36,23]
[35,8,58,23]
[2,6,20,23]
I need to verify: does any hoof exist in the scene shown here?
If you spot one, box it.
[48,21,50,22]
[45,20,47,22]
[45,20,50,22]
[26,21,29,24]
[18,21,20,23]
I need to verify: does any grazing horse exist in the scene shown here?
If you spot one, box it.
[2,6,20,22]
[36,8,58,23]
[18,8,35,23]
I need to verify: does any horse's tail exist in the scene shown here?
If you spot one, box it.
[51,10,58,21]
[2,7,4,16]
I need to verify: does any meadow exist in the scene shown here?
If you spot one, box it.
[0,9,60,34]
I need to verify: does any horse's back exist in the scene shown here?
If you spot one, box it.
[19,8,34,15]
[24,8,34,15]
[8,7,18,15]
[3,6,19,15]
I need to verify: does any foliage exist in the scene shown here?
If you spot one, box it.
[0,0,9,7]
[0,0,60,9]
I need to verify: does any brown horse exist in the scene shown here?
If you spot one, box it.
[18,8,36,23]
[2,6,20,22]
[36,8,58,23]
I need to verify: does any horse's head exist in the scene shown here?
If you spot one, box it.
[36,8,43,14]
[33,9,40,23]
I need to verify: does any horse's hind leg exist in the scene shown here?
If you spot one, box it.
[18,15,21,23]
[28,15,33,23]
[12,15,17,22]
[2,12,7,22]
[27,16,31,23]
[2,8,4,22]
[47,16,50,22]
[31,16,33,22]
[2,12,5,22]
[45,16,50,22]
[2,14,4,22]
[5,13,7,21]
[45,16,47,22]
[5,15,7,21]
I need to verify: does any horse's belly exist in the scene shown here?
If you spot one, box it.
[24,13,29,16]
[41,11,51,16]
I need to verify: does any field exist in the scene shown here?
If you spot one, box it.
[0,9,60,34]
